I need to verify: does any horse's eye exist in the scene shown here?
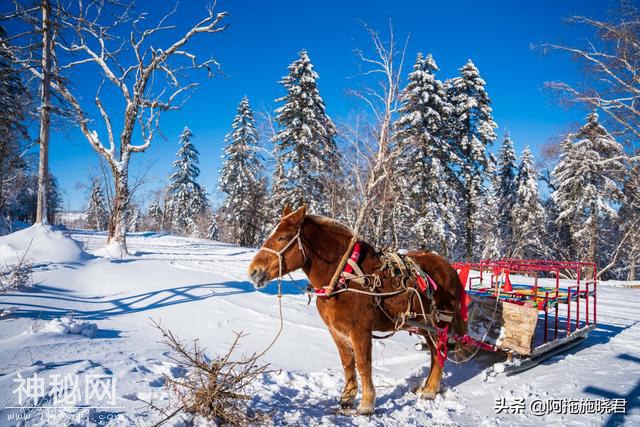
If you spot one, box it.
[278,236,287,242]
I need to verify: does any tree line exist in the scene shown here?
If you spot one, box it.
[1,1,638,279]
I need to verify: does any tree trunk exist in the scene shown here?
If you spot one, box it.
[465,188,474,262]
[108,169,129,252]
[628,240,638,281]
[36,0,52,225]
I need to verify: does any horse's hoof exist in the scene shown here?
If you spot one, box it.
[416,389,437,400]
[339,398,355,409]
[356,403,374,415]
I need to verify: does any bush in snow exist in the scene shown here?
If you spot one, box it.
[150,320,271,425]
[0,247,32,296]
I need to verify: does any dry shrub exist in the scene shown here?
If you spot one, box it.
[0,247,33,296]
[150,320,273,426]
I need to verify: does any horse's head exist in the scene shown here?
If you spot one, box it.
[248,204,307,289]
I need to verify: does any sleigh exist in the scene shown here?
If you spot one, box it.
[414,259,597,374]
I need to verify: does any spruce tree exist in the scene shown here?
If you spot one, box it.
[495,133,518,255]
[552,112,626,264]
[165,127,208,236]
[218,97,266,246]
[207,215,220,241]
[619,161,640,280]
[85,178,108,231]
[393,53,458,254]
[512,147,546,258]
[446,59,498,260]
[272,50,337,214]
[147,199,163,231]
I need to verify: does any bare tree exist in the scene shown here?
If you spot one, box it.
[544,3,640,156]
[7,1,228,253]
[35,0,52,224]
[346,22,408,246]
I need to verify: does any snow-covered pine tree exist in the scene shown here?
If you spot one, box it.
[218,97,266,247]
[477,154,501,260]
[618,161,640,280]
[512,147,546,258]
[445,59,498,260]
[393,53,458,254]
[85,178,108,231]
[207,215,219,241]
[495,133,518,255]
[272,50,337,215]
[552,112,626,265]
[147,199,163,231]
[165,127,209,236]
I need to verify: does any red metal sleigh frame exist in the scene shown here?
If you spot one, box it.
[451,259,597,360]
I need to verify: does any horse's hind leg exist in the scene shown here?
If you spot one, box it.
[416,334,443,400]
[328,328,358,408]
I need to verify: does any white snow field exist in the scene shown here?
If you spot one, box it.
[0,226,638,426]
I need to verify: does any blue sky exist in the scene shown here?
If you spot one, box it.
[44,0,610,211]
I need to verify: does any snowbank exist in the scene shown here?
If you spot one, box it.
[39,316,98,338]
[0,224,85,265]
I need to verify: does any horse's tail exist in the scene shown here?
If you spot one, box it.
[452,267,469,337]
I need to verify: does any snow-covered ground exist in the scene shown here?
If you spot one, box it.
[0,226,638,426]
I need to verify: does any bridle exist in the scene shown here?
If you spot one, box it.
[258,227,307,284]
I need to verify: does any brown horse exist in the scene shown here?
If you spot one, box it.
[248,205,467,415]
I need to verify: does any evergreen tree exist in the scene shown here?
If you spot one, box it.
[165,127,208,236]
[446,59,498,260]
[495,133,518,255]
[0,25,28,223]
[147,199,163,231]
[85,178,108,231]
[393,53,458,254]
[619,161,640,280]
[552,112,626,264]
[207,215,219,241]
[272,50,337,214]
[478,154,501,260]
[218,97,266,246]
[512,147,546,258]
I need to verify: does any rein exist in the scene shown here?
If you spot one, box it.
[252,228,307,359]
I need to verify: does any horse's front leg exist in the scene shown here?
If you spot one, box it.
[350,329,375,415]
[328,327,358,408]
[417,334,443,399]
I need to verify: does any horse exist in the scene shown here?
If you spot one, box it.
[248,204,467,415]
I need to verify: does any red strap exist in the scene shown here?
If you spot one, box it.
[436,325,449,368]
[417,276,427,292]
[457,265,471,323]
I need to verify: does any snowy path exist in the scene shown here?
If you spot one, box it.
[0,229,638,426]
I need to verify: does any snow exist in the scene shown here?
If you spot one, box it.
[38,316,98,338]
[0,229,638,426]
[0,224,85,265]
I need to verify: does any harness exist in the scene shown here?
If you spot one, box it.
[258,228,306,283]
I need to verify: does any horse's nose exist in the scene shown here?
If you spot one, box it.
[250,268,267,288]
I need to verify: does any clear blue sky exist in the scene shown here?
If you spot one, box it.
[45,0,610,211]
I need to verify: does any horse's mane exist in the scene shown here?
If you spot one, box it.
[305,214,356,238]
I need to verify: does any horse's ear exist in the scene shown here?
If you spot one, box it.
[282,203,292,218]
[287,204,306,225]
